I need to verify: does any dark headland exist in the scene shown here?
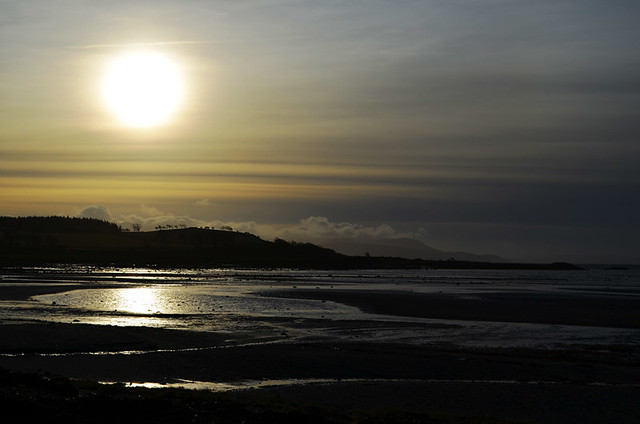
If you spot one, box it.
[0,216,580,270]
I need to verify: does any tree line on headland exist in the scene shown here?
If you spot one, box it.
[0,216,581,270]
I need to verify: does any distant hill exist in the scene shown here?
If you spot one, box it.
[320,237,506,262]
[0,216,342,268]
[0,216,120,234]
[0,216,580,270]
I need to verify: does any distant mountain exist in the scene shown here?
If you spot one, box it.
[319,237,507,262]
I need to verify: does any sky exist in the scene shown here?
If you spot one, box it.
[1,0,639,263]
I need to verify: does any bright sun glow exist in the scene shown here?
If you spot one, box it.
[103,51,184,128]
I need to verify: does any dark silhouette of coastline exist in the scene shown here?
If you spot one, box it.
[0,216,580,270]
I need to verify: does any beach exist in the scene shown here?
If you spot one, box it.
[1,269,639,423]
[2,321,640,423]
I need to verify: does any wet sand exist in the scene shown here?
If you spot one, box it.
[266,288,640,328]
[0,284,87,300]
[1,284,639,423]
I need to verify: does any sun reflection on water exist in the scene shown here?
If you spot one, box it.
[113,287,164,314]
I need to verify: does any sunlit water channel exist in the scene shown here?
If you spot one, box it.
[2,266,640,350]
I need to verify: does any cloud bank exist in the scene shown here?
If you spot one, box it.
[77,205,113,222]
[75,205,425,244]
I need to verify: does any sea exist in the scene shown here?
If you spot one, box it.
[1,265,640,350]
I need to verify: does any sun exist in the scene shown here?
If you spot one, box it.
[102,51,184,128]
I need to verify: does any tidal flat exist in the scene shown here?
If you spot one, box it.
[1,266,639,423]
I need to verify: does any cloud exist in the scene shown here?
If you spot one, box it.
[137,204,164,218]
[84,204,425,244]
[76,205,113,221]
